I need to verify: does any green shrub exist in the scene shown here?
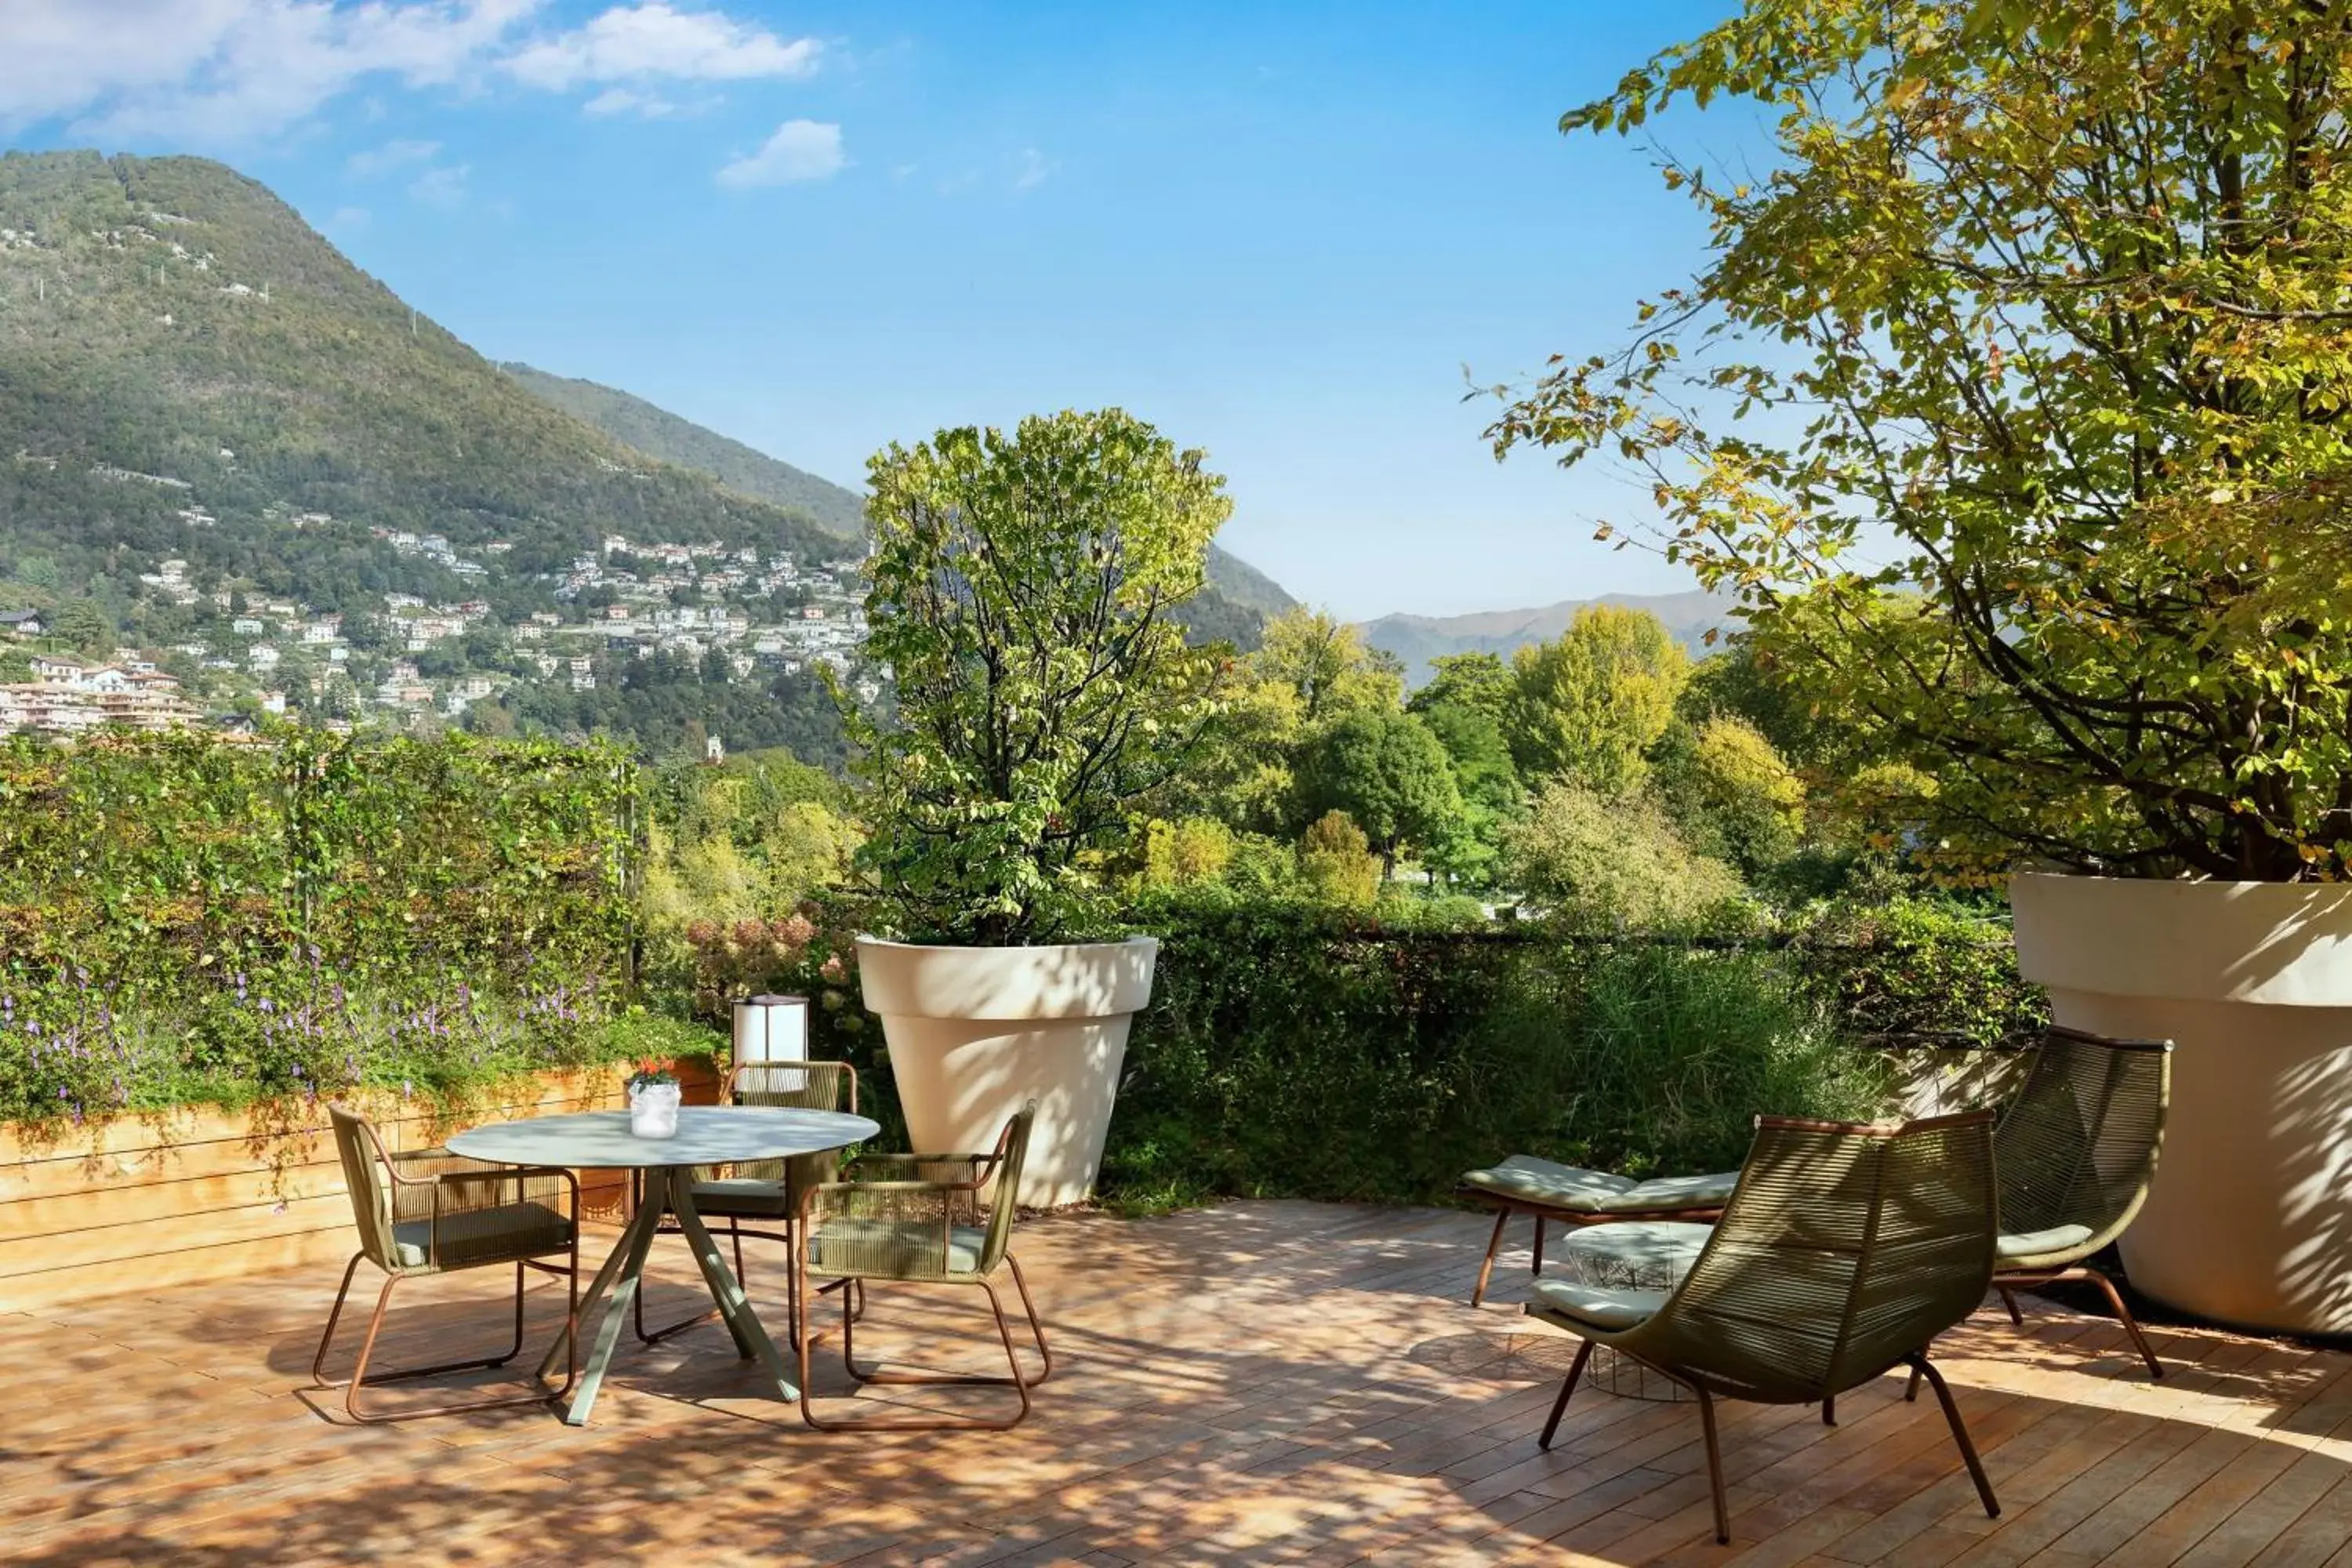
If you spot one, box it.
[1297,811,1380,907]
[1483,945,1886,1178]
[1798,895,2045,1047]
[0,731,644,1128]
[1100,895,1896,1210]
[1502,781,1744,931]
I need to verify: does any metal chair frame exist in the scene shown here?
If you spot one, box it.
[793,1104,1051,1432]
[310,1109,581,1424]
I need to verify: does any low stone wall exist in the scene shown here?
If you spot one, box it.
[0,1059,718,1312]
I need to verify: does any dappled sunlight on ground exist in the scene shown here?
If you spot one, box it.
[5,1200,2352,1565]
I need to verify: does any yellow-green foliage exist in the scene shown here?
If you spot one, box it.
[1668,715,1806,876]
[1508,606,1688,795]
[1142,817,1238,889]
[1297,810,1381,908]
[639,765,859,982]
[1504,781,1743,932]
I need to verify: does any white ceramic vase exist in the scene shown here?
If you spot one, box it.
[627,1080,681,1139]
[2010,870,2352,1333]
[855,936,1159,1208]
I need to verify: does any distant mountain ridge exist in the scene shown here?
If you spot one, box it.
[1360,589,1737,686]
[499,363,870,539]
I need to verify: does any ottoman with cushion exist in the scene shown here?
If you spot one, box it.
[1459,1154,1737,1307]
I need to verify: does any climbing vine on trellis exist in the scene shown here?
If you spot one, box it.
[0,731,649,1127]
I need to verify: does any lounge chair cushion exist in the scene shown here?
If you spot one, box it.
[390,1200,572,1269]
[1996,1224,2096,1265]
[1462,1155,1738,1215]
[1526,1276,1667,1332]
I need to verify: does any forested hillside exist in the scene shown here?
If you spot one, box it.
[499,361,870,539]
[0,151,843,619]
[502,357,1296,647]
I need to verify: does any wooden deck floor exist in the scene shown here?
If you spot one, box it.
[6,1200,2352,1566]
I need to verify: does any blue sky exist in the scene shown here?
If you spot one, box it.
[1,1,1750,620]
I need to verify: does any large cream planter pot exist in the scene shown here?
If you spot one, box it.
[2011,871,2352,1334]
[855,936,1158,1209]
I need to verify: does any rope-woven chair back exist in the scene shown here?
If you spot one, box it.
[327,1105,395,1271]
[1623,1112,1996,1404]
[977,1101,1038,1274]
[1991,1026,2171,1243]
[727,1061,857,1185]
[731,1060,856,1114]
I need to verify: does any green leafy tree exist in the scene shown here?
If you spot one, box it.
[1293,710,1464,877]
[1413,700,1522,888]
[1507,604,1687,793]
[1297,810,1381,907]
[53,598,111,656]
[1656,714,1806,880]
[1251,608,1404,724]
[1503,780,1743,932]
[1410,651,1515,726]
[851,408,1229,942]
[1678,643,1842,772]
[1490,0,2352,881]
[1139,816,1238,890]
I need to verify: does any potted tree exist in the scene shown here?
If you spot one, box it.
[847,409,1228,1207]
[1494,2,2352,1330]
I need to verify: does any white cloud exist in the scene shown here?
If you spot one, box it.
[0,1,818,142]
[0,0,541,141]
[345,137,441,176]
[1014,147,1052,192]
[408,164,470,208]
[582,86,676,119]
[329,205,371,227]
[506,3,816,90]
[716,119,842,188]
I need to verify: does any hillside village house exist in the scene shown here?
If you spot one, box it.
[2,653,203,737]
[0,608,45,638]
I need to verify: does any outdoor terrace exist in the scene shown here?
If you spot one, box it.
[7,1200,2350,1566]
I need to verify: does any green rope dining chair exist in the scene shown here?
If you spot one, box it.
[635,1059,860,1345]
[1911,1024,2172,1392]
[1524,1112,2002,1545]
[311,1105,580,1423]
[793,1100,1051,1432]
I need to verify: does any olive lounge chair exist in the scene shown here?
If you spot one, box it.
[1524,1112,2002,1545]
[1459,1155,1737,1306]
[312,1104,581,1423]
[635,1059,861,1345]
[1915,1024,2173,1389]
[793,1101,1051,1432]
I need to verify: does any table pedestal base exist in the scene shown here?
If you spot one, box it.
[538,1166,800,1425]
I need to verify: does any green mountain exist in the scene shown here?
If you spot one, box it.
[1204,546,1295,618]
[498,361,869,539]
[498,359,1298,644]
[1359,589,1736,687]
[0,150,844,622]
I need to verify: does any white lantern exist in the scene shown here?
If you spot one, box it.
[731,993,809,1064]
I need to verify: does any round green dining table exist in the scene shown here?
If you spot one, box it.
[446,1104,877,1425]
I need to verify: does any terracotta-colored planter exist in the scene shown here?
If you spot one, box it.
[2011,871,2352,1334]
[856,936,1158,1208]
